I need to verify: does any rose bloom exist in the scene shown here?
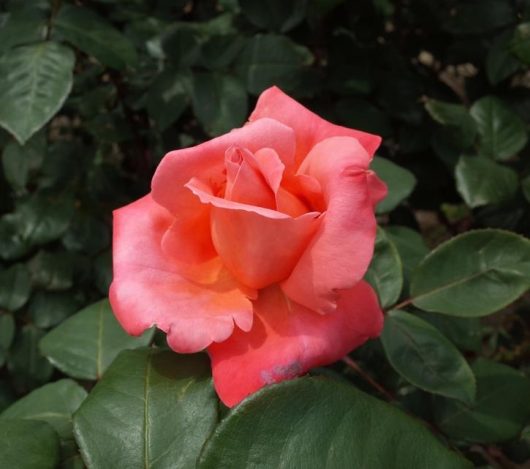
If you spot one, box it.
[110,87,387,407]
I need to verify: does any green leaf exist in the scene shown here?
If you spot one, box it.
[455,156,518,208]
[0,419,60,469]
[73,349,218,469]
[0,193,75,261]
[0,193,74,259]
[382,310,476,403]
[371,156,416,213]
[512,22,530,65]
[0,8,47,54]
[28,250,74,291]
[1,132,45,193]
[54,5,137,70]
[8,325,54,391]
[0,41,75,144]
[486,32,520,85]
[199,377,471,469]
[29,291,82,329]
[0,315,15,367]
[385,226,429,282]
[40,299,154,380]
[434,359,530,443]
[191,72,248,136]
[425,99,477,150]
[411,230,530,317]
[239,0,308,32]
[156,24,201,67]
[417,312,482,353]
[145,69,189,131]
[236,34,313,95]
[199,34,244,70]
[0,379,87,441]
[365,228,403,308]
[0,264,31,311]
[62,212,109,255]
[470,96,528,161]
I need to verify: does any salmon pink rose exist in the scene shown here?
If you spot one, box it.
[109,87,387,407]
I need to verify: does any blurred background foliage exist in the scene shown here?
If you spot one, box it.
[1,0,530,467]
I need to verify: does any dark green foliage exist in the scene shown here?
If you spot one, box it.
[1,1,530,467]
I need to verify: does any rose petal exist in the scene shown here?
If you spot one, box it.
[186,179,321,290]
[253,147,284,196]
[224,146,277,209]
[152,117,296,218]
[282,136,386,313]
[249,86,382,165]
[109,195,254,353]
[208,281,383,407]
[161,205,216,264]
[367,169,388,206]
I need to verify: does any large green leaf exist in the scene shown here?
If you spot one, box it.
[434,359,530,443]
[40,299,154,380]
[55,5,137,70]
[236,34,313,95]
[470,96,528,161]
[0,263,31,311]
[0,8,47,53]
[73,349,218,469]
[455,156,518,208]
[512,22,530,65]
[371,156,416,213]
[239,0,308,32]
[365,228,403,308]
[0,41,75,144]
[0,419,60,469]
[381,310,476,403]
[191,72,248,136]
[411,230,530,317]
[0,379,87,440]
[199,378,471,469]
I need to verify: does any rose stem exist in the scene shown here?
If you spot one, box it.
[341,356,395,402]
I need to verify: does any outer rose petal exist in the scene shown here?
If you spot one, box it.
[151,117,296,218]
[109,195,254,353]
[249,86,381,165]
[282,136,386,314]
[186,179,321,290]
[208,281,383,407]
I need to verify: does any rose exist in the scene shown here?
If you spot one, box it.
[110,87,387,407]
